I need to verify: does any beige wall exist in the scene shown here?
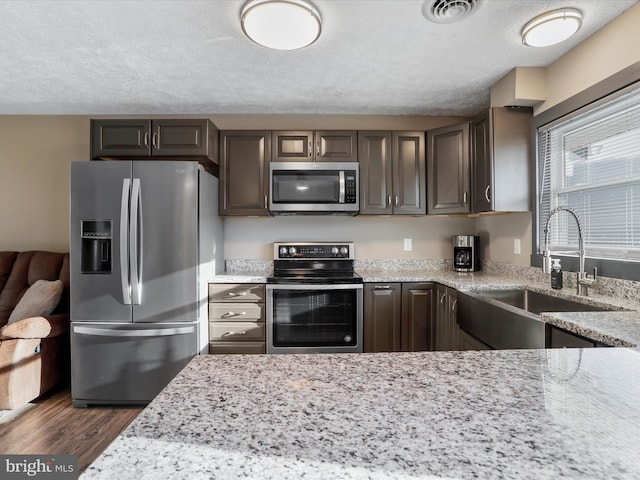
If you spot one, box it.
[536,2,640,115]
[475,212,532,267]
[224,215,475,260]
[0,116,89,252]
[2,2,639,261]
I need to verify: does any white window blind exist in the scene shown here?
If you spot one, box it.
[537,84,640,262]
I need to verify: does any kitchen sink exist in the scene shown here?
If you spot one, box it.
[469,288,619,315]
[457,289,619,350]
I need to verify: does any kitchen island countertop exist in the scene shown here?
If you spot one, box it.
[81,349,640,479]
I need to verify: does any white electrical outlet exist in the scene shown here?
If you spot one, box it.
[514,238,521,255]
[404,238,412,251]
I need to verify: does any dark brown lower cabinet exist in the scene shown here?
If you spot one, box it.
[401,283,436,352]
[364,283,401,352]
[364,282,435,353]
[435,285,460,351]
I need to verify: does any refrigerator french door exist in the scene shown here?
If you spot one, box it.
[70,161,219,407]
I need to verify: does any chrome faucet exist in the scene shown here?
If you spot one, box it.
[542,206,597,296]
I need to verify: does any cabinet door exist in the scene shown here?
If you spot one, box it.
[358,131,393,214]
[272,131,314,162]
[364,283,401,352]
[219,131,270,216]
[315,131,357,162]
[392,132,426,215]
[448,289,460,350]
[91,119,151,158]
[471,110,492,212]
[153,119,214,158]
[427,123,470,214]
[401,283,435,352]
[435,285,449,351]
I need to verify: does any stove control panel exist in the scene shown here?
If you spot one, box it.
[274,242,354,260]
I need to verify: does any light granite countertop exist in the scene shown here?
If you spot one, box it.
[210,267,640,347]
[81,349,640,479]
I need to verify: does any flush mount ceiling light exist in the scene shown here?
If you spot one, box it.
[240,0,322,50]
[521,8,583,47]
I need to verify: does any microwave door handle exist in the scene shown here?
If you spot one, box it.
[339,170,345,203]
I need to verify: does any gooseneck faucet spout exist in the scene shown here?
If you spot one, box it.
[542,206,597,296]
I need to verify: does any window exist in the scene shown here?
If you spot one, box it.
[537,83,640,265]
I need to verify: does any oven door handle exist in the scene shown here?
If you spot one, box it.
[266,283,363,291]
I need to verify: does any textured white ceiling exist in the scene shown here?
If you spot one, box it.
[0,0,636,116]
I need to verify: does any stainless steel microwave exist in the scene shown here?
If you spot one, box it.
[269,162,359,214]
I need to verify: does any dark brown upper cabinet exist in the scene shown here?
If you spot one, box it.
[427,123,470,215]
[471,107,532,213]
[219,131,271,216]
[359,131,425,215]
[90,119,219,174]
[272,130,357,162]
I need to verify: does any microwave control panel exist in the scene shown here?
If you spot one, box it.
[345,173,357,204]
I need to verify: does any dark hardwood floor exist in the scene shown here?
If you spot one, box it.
[0,384,142,473]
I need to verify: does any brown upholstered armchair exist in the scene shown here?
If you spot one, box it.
[0,251,70,410]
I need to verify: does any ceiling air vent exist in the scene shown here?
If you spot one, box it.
[422,0,484,24]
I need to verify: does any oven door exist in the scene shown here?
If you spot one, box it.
[266,284,363,354]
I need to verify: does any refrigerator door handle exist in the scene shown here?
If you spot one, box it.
[120,178,132,305]
[73,325,195,337]
[130,178,142,305]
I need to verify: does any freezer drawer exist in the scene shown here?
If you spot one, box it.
[71,323,196,407]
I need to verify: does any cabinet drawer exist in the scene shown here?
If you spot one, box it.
[209,284,265,302]
[209,303,264,322]
[209,322,265,342]
[209,341,266,355]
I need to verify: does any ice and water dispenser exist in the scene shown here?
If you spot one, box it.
[81,220,112,273]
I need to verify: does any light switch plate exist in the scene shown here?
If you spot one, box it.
[514,238,521,255]
[404,238,412,251]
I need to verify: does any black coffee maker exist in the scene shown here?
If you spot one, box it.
[453,235,480,272]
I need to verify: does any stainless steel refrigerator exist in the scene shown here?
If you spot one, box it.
[70,160,223,407]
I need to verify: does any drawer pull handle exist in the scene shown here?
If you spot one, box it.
[224,311,247,318]
[373,285,391,290]
[227,291,248,297]
[222,330,247,337]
